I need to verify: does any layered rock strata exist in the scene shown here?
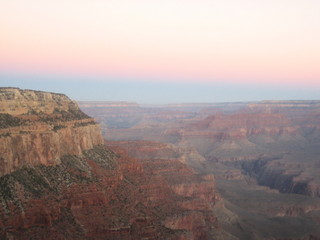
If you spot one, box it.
[0,88,104,176]
[106,140,220,239]
[0,88,220,239]
[0,142,220,239]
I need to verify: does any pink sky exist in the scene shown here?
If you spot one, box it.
[1,0,320,86]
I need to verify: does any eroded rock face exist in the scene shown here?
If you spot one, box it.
[0,143,220,239]
[80,100,320,239]
[0,89,220,239]
[0,87,80,116]
[0,88,103,176]
[106,141,220,240]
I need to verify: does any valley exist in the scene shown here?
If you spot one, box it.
[80,100,320,239]
[1,88,319,239]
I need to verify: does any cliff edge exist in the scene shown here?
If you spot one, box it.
[0,88,104,176]
[0,88,220,240]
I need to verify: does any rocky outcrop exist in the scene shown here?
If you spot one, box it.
[0,88,103,176]
[0,146,120,239]
[0,142,220,239]
[0,87,82,116]
[0,88,221,239]
[106,140,220,239]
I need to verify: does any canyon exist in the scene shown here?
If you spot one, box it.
[79,100,320,239]
[0,88,222,239]
[1,87,320,239]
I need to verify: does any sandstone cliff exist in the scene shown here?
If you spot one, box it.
[0,87,83,116]
[0,88,104,176]
[0,88,221,239]
[0,141,221,239]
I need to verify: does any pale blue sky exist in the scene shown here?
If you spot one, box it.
[1,73,319,104]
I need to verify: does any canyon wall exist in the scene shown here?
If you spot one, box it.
[0,142,221,239]
[0,88,104,176]
[80,100,320,239]
[0,88,221,239]
[3,92,319,239]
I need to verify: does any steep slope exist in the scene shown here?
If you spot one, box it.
[0,88,220,239]
[0,88,103,176]
[0,143,222,240]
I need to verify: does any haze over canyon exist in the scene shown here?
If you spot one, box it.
[0,87,319,239]
[1,1,320,239]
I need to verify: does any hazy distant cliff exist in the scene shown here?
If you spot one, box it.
[0,88,104,176]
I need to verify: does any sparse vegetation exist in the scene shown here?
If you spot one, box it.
[0,132,11,138]
[53,108,90,121]
[73,121,96,128]
[53,125,67,132]
[83,145,118,170]
[0,113,25,128]
[19,130,30,134]
[0,146,117,204]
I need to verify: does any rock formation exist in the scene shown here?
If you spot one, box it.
[0,88,220,239]
[81,100,320,239]
[2,90,320,239]
[0,88,103,176]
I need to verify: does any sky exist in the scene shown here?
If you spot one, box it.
[1,0,320,103]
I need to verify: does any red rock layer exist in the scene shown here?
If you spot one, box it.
[106,140,220,239]
[0,142,220,240]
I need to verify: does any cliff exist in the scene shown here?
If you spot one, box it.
[0,88,104,176]
[105,140,220,239]
[0,141,221,239]
[0,88,83,116]
[0,88,221,239]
